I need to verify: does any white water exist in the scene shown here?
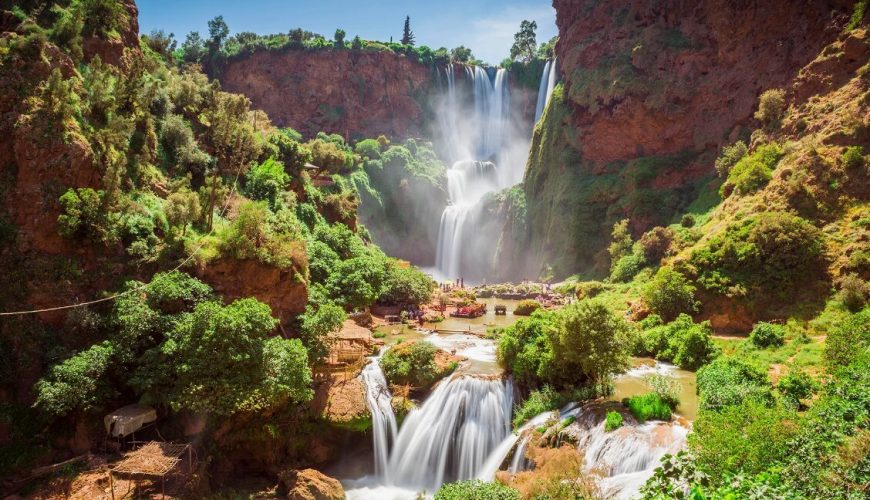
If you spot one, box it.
[360,350,398,480]
[433,66,514,281]
[534,58,558,123]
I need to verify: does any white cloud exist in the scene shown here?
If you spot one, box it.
[464,5,557,64]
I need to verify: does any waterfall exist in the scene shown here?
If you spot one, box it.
[499,403,688,499]
[360,350,398,480]
[434,66,511,281]
[384,375,514,490]
[534,58,559,123]
[534,60,552,122]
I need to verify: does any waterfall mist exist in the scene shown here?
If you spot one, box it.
[429,64,534,283]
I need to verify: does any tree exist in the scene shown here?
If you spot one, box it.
[333,28,346,48]
[643,268,699,321]
[555,300,632,384]
[164,188,201,236]
[35,342,116,416]
[608,218,633,274]
[451,46,473,63]
[206,15,229,53]
[181,31,205,63]
[162,299,312,415]
[510,20,537,63]
[203,91,262,230]
[401,15,415,46]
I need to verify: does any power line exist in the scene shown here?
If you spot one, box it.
[0,163,246,317]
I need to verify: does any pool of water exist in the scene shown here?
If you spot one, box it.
[611,358,699,420]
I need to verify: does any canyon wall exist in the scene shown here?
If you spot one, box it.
[520,0,854,278]
[219,49,436,140]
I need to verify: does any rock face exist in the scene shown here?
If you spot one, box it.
[219,49,435,139]
[519,0,854,277]
[197,258,308,322]
[279,468,345,500]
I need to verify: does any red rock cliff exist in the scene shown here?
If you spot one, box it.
[519,0,854,278]
[219,49,435,139]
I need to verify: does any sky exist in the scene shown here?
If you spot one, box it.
[136,0,557,65]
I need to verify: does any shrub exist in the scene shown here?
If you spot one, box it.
[696,357,772,410]
[380,341,448,389]
[646,373,681,407]
[513,299,541,316]
[842,145,865,170]
[690,401,799,480]
[839,274,868,312]
[624,393,672,422]
[604,411,623,431]
[776,369,818,409]
[354,138,382,160]
[145,271,213,314]
[749,322,785,348]
[308,138,353,172]
[513,385,561,428]
[680,214,696,228]
[724,142,783,195]
[715,140,748,177]
[639,226,675,264]
[244,158,290,209]
[754,88,786,126]
[824,307,869,367]
[57,188,107,240]
[642,268,698,322]
[575,281,606,299]
[378,264,432,306]
[610,251,645,282]
[555,300,633,384]
[608,218,633,274]
[35,341,115,416]
[435,480,519,500]
[638,314,717,370]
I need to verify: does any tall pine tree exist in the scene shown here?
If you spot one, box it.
[401,15,415,46]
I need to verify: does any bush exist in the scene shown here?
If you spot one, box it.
[575,281,606,299]
[754,88,786,126]
[842,145,865,170]
[610,251,645,282]
[776,369,818,409]
[696,357,772,410]
[435,480,519,500]
[513,385,561,428]
[604,410,623,431]
[380,341,449,389]
[513,299,541,316]
[298,303,346,364]
[839,274,868,312]
[715,140,748,177]
[378,264,432,306]
[35,341,115,416]
[824,307,869,367]
[642,268,698,322]
[57,188,108,240]
[724,142,783,195]
[354,138,381,160]
[308,138,353,172]
[244,158,290,209]
[145,271,213,314]
[624,393,672,422]
[638,314,717,370]
[690,400,799,480]
[646,373,681,407]
[748,322,785,348]
[555,300,633,384]
[680,214,695,228]
[639,226,675,264]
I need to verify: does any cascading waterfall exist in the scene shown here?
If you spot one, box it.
[360,350,397,480]
[502,403,688,500]
[434,66,510,280]
[534,58,558,123]
[384,375,514,490]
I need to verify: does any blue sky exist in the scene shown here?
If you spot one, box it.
[137,0,557,65]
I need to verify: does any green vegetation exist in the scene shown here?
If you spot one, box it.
[721,142,783,195]
[605,411,623,431]
[624,393,672,422]
[635,314,718,370]
[695,357,771,410]
[754,88,786,127]
[498,300,632,390]
[512,299,541,316]
[435,480,519,500]
[642,268,698,321]
[380,341,453,389]
[748,322,785,348]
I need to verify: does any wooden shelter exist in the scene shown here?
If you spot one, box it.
[109,441,192,499]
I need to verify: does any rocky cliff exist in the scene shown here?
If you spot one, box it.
[521,0,855,278]
[219,49,436,140]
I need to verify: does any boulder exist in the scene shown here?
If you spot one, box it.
[279,468,345,500]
